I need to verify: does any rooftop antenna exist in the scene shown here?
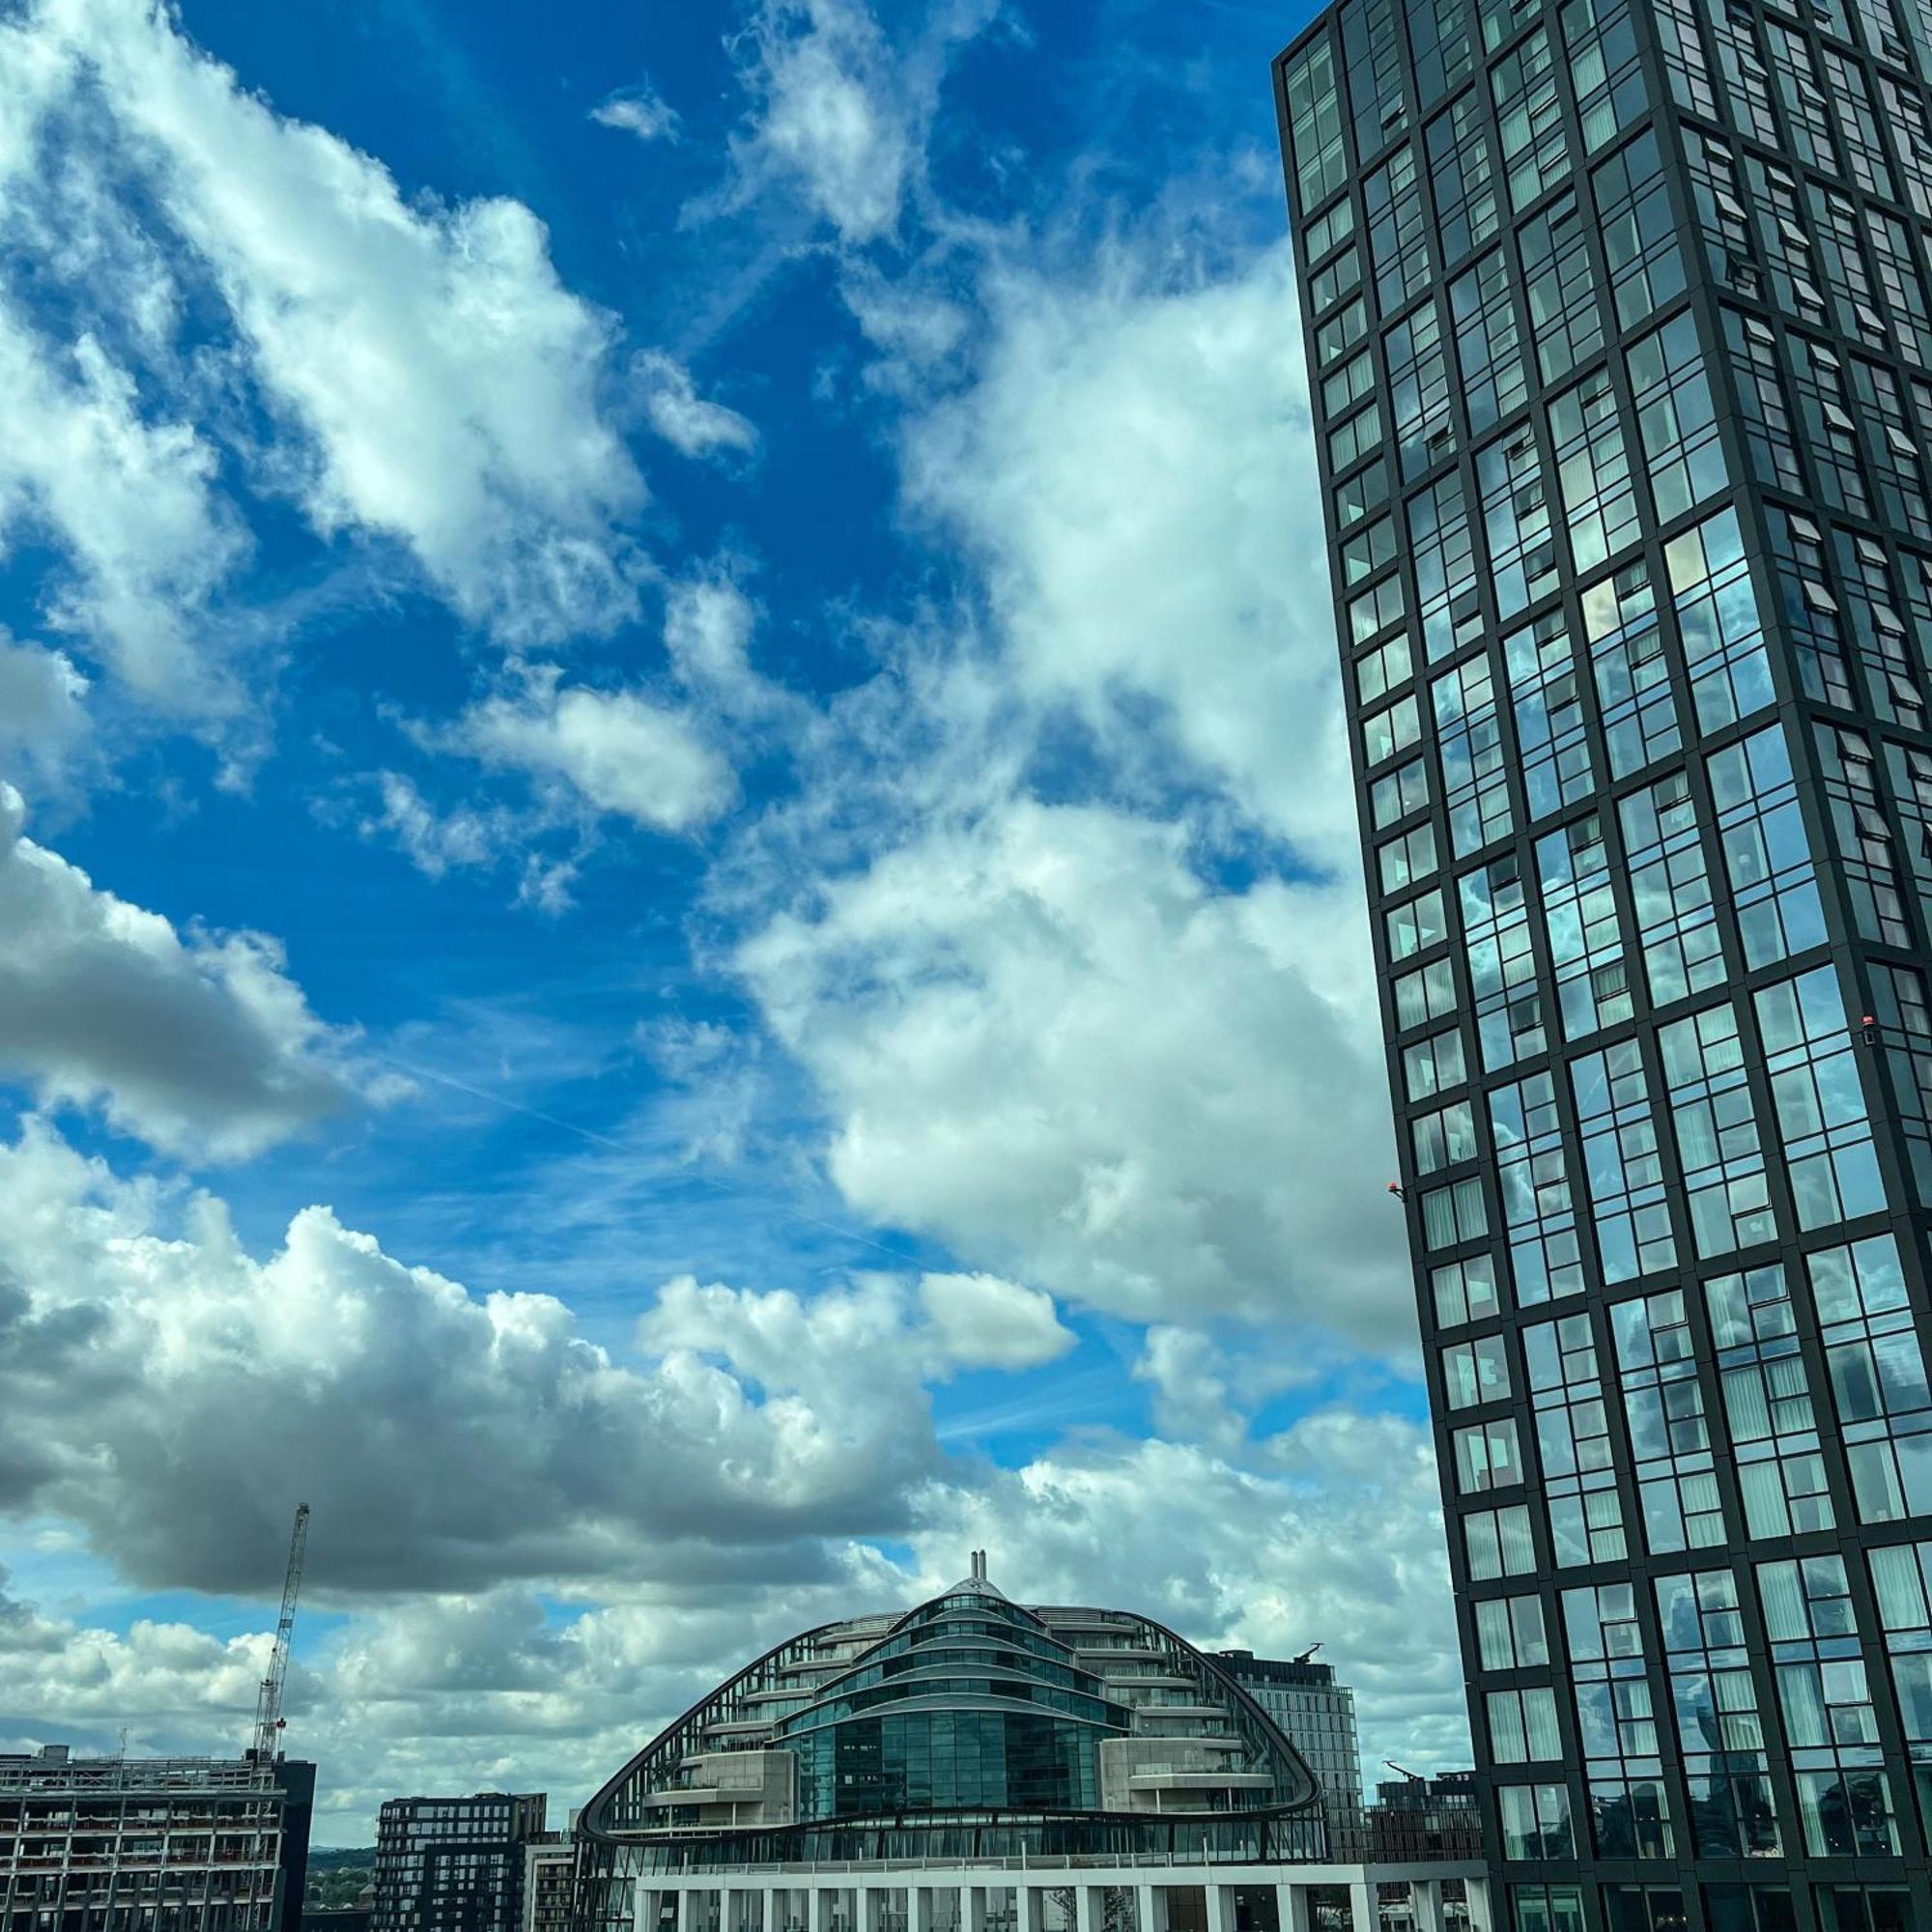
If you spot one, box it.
[250,1504,309,1763]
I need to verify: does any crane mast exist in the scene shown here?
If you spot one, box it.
[250,1503,309,1763]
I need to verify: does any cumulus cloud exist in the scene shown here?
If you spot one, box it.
[0,1124,998,1594]
[7,0,643,650]
[0,784,366,1159]
[0,632,90,790]
[450,668,735,834]
[591,83,679,145]
[632,350,758,460]
[918,1271,1074,1371]
[739,798,1406,1344]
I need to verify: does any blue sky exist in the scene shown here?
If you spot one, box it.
[0,0,1464,1841]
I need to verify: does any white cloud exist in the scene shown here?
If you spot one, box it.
[717,0,996,247]
[15,0,643,646]
[0,305,245,719]
[0,783,366,1159]
[0,1124,982,1594]
[451,668,734,833]
[631,350,758,460]
[0,632,90,791]
[918,1270,1074,1371]
[665,573,767,709]
[735,0,914,244]
[739,798,1406,1345]
[591,83,680,145]
[902,241,1354,860]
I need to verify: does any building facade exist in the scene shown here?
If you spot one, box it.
[0,1746,314,1932]
[521,1841,572,1932]
[1273,0,1932,1923]
[1214,1654,1365,1817]
[572,1561,1486,1932]
[371,1796,546,1932]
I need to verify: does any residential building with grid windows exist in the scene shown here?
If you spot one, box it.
[1274,0,1932,1922]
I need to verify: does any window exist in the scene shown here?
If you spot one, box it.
[1550,366,1640,575]
[1284,37,1347,212]
[1414,1097,1479,1176]
[1394,954,1457,1027]
[1619,767,1722,1006]
[1615,1290,1720,1552]
[1867,1539,1932,1850]
[1362,692,1420,766]
[1491,28,1568,211]
[1537,811,1629,1039]
[1489,1687,1564,1761]
[1455,1416,1524,1491]
[1425,1175,1491,1250]
[1364,143,1429,316]
[1355,630,1413,706]
[1708,1262,1833,1541]
[1350,570,1406,645]
[1476,1592,1550,1668]
[1527,1312,1625,1565]
[1492,1074,1583,1304]
[1629,311,1727,524]
[1659,1001,1774,1258]
[1371,756,1430,831]
[1479,425,1558,619]
[1505,607,1594,822]
[1808,1235,1932,1523]
[1462,853,1542,1070]
[1565,1582,1672,1856]
[1656,1569,1782,1856]
[1329,400,1384,473]
[1405,1026,1468,1100]
[1755,968,1883,1232]
[1385,298,1454,482]
[1442,1330,1511,1407]
[1425,91,1498,270]
[1575,1041,1675,1283]
[1583,558,1680,779]
[1817,722,1911,948]
[1520,194,1604,391]
[1336,454,1390,528]
[1560,0,1644,152]
[1665,506,1771,735]
[1709,727,1825,969]
[1449,249,1527,437]
[1387,885,1447,961]
[1407,471,1480,664]
[1466,1502,1537,1578]
[1498,1783,1575,1860]
[1434,1252,1504,1327]
[1758,1555,1900,1858]
[1434,649,1513,856]
[1593,129,1685,330]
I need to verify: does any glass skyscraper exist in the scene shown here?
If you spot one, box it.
[1275,0,1932,1924]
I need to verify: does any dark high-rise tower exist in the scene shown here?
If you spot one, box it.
[1275,0,1932,1925]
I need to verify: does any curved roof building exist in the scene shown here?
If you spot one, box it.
[580,1559,1324,1872]
[573,1562,1489,1932]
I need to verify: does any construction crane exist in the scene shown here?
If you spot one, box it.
[249,1504,310,1763]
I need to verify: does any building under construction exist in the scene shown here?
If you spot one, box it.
[0,1745,316,1932]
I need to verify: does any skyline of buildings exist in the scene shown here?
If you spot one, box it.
[1276,0,1932,1920]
